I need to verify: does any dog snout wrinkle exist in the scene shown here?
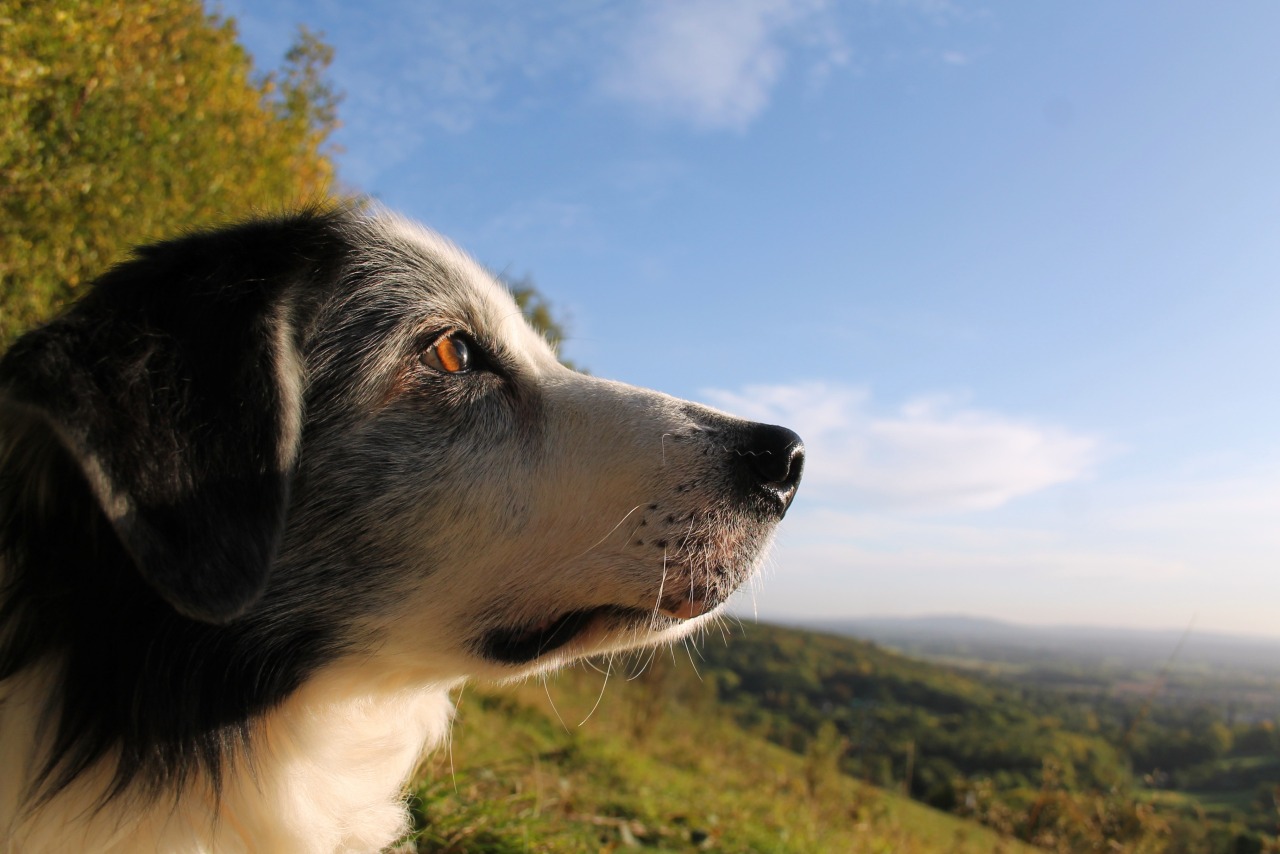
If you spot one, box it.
[737,423,805,514]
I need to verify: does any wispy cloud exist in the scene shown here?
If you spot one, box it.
[228,0,990,174]
[339,0,848,139]
[326,0,844,143]
[704,380,1102,513]
[718,388,1280,632]
[336,4,610,136]
[598,0,844,130]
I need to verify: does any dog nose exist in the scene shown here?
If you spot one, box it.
[739,423,805,514]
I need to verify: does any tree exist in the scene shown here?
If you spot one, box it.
[0,0,341,342]
[0,1,577,364]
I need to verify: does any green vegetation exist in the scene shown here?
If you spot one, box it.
[0,0,339,343]
[703,623,1280,852]
[408,622,1280,852]
[405,650,1032,853]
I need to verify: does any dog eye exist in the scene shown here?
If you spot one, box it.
[421,333,471,374]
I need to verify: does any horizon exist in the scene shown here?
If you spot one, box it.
[220,1,1280,639]
[776,610,1280,644]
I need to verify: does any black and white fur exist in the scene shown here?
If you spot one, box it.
[0,207,803,852]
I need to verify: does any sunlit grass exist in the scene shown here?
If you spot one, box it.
[402,658,1033,853]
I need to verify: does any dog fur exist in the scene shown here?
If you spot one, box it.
[0,207,803,852]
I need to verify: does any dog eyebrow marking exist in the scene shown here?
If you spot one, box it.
[271,291,305,470]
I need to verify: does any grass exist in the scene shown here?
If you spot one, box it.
[403,654,1035,853]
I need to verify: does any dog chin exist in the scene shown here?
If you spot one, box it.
[478,597,719,669]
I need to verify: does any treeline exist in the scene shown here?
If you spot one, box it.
[689,623,1280,853]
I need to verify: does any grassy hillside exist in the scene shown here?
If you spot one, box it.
[403,621,1279,853]
[404,644,1031,852]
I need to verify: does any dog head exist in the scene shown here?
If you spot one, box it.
[0,205,803,706]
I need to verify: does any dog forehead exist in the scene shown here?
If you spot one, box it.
[354,212,551,355]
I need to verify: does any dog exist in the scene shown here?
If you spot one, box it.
[0,207,803,852]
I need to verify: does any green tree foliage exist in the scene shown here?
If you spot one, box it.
[0,0,340,342]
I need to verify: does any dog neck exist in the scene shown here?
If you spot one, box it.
[0,660,459,853]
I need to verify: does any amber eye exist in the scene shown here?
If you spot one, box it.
[421,333,471,373]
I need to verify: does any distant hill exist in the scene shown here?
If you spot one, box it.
[407,620,1277,852]
[797,614,1280,675]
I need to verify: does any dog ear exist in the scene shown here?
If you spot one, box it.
[0,226,311,624]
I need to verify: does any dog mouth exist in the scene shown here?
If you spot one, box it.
[480,595,713,666]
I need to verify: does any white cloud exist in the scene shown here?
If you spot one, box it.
[231,0,988,155]
[328,0,847,144]
[598,0,842,130]
[338,5,596,135]
[702,381,1280,636]
[704,380,1102,513]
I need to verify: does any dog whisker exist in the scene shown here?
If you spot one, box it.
[576,504,645,558]
[578,657,612,727]
[653,553,669,622]
[682,637,704,682]
[542,674,570,735]
[447,684,464,794]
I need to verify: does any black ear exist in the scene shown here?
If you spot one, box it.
[0,223,314,624]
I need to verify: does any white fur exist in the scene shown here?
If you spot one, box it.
[0,662,457,852]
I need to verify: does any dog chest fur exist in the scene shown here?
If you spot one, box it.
[0,664,456,852]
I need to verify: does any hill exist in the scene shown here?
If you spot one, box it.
[404,621,1279,852]
[806,614,1280,677]
[407,632,1031,853]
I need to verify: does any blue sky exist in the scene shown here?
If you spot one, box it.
[218,1,1280,637]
